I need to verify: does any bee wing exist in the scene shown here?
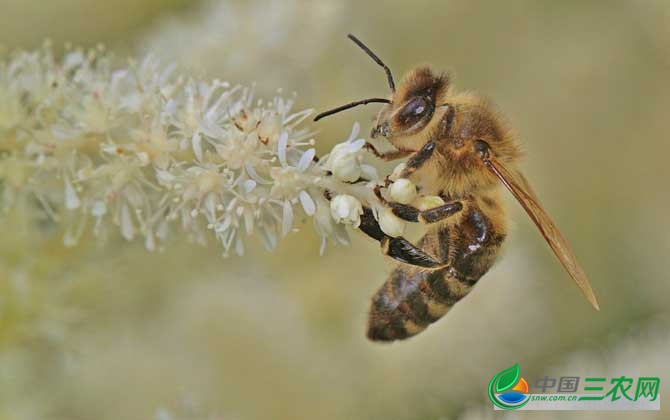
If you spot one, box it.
[484,156,600,310]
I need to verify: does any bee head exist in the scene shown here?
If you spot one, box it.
[314,35,449,151]
[371,67,449,151]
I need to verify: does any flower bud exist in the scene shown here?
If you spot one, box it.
[331,153,362,182]
[413,195,445,211]
[388,178,417,204]
[378,207,405,237]
[326,143,362,182]
[330,194,363,227]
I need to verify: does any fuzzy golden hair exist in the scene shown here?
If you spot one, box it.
[375,67,523,197]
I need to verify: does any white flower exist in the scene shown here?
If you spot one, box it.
[269,132,319,237]
[378,207,405,237]
[312,194,350,255]
[257,112,282,146]
[0,46,324,255]
[388,178,417,204]
[328,145,362,182]
[0,45,389,257]
[324,122,377,182]
[330,194,363,227]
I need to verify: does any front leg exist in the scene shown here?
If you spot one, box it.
[364,143,413,161]
[399,141,436,178]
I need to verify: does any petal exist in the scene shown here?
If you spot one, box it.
[243,179,257,193]
[348,122,360,142]
[243,209,254,235]
[337,203,349,218]
[223,228,236,250]
[235,235,245,256]
[283,108,313,126]
[156,220,169,240]
[277,132,288,167]
[155,169,175,185]
[203,193,217,215]
[63,228,78,247]
[192,132,203,161]
[159,63,176,86]
[258,226,278,251]
[145,231,156,252]
[164,99,178,117]
[298,148,316,171]
[299,190,316,216]
[216,215,232,233]
[347,138,366,153]
[201,118,226,138]
[91,201,107,217]
[334,225,351,245]
[319,236,327,256]
[244,162,272,184]
[281,200,293,236]
[360,164,379,180]
[64,176,80,209]
[120,204,135,240]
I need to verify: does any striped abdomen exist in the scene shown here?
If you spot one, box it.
[367,203,505,341]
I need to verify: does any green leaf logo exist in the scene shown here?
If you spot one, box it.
[495,363,520,393]
[488,363,529,410]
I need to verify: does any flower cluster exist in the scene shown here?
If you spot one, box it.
[0,45,389,256]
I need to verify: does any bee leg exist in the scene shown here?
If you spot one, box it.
[373,185,463,224]
[329,191,449,269]
[398,140,436,177]
[358,206,446,268]
[389,202,463,224]
[358,206,385,241]
[381,236,445,268]
[364,143,413,161]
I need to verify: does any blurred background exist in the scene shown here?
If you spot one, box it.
[1,0,669,419]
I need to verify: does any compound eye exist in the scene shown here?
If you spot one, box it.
[397,96,429,127]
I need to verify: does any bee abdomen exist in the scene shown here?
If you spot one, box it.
[367,267,473,342]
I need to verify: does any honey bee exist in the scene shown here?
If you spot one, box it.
[315,35,599,342]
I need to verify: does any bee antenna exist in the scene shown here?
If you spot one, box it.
[347,34,396,93]
[313,98,391,122]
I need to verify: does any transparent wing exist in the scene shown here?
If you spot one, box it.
[484,157,600,310]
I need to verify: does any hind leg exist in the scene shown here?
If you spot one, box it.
[325,189,457,269]
[358,207,449,269]
[373,184,463,224]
